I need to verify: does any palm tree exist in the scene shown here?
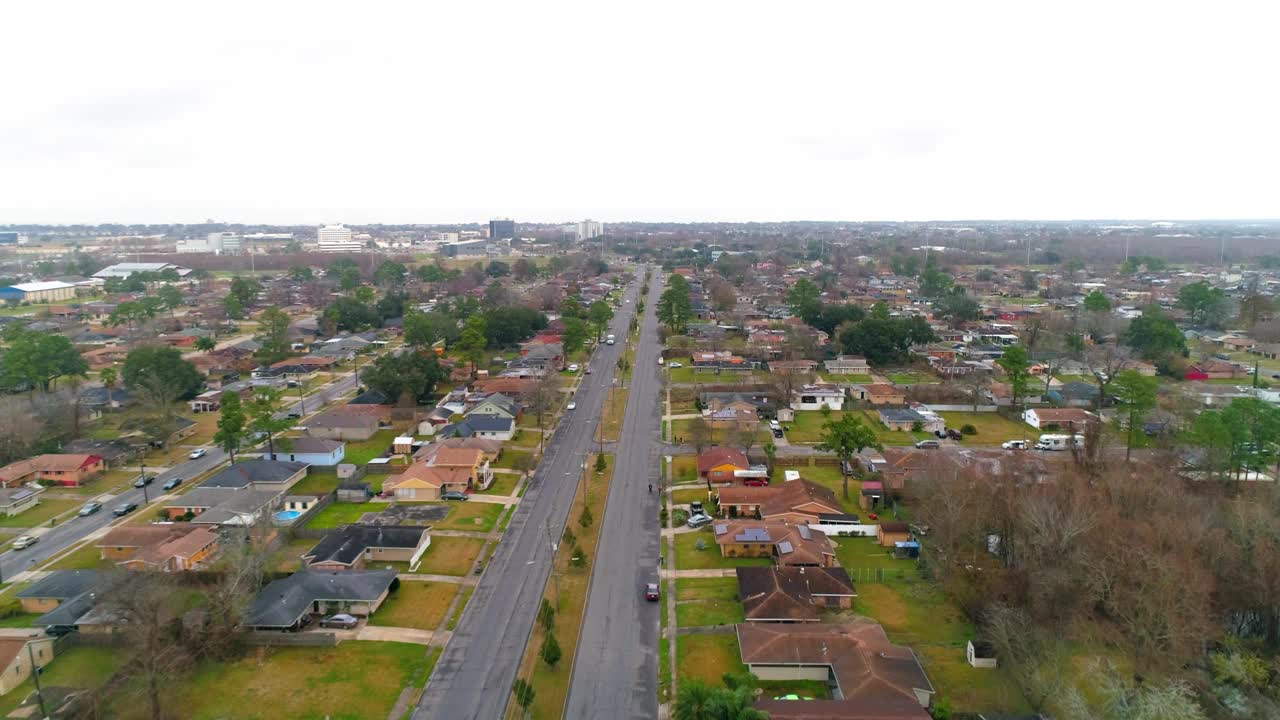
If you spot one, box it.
[673,680,715,720]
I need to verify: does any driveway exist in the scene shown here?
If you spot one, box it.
[357,625,434,645]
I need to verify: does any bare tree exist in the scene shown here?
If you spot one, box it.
[199,526,271,660]
[1084,343,1131,413]
[103,571,191,720]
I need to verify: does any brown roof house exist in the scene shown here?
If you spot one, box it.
[717,479,842,523]
[383,463,471,500]
[97,525,220,572]
[738,621,934,718]
[737,566,857,622]
[713,520,836,567]
[697,447,751,484]
[850,384,906,406]
[0,454,105,487]
[306,411,381,441]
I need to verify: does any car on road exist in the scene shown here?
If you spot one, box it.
[772,428,784,439]
[78,502,103,516]
[668,361,683,368]
[441,491,469,501]
[1001,440,1027,450]
[567,401,576,411]
[113,502,138,517]
[584,366,592,374]
[188,448,207,459]
[133,475,155,488]
[687,513,713,529]
[287,380,301,388]
[644,583,660,601]
[12,535,37,550]
[567,364,580,373]
[914,440,941,450]
[162,477,183,491]
[319,613,359,629]
[287,412,302,419]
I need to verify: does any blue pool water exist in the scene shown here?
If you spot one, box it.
[274,510,302,522]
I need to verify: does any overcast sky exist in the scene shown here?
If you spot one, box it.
[3,1,1277,225]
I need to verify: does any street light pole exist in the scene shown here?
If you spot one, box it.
[543,522,560,606]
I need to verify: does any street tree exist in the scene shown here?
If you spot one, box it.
[996,346,1032,416]
[815,413,881,499]
[403,310,460,349]
[360,352,446,405]
[122,346,203,421]
[248,387,296,458]
[588,300,614,342]
[194,336,216,351]
[1111,369,1158,462]
[214,391,248,464]
[254,307,293,364]
[458,315,489,376]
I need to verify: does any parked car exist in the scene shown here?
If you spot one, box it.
[687,513,713,529]
[689,501,705,516]
[946,428,963,441]
[1001,440,1027,450]
[287,411,302,419]
[567,402,577,411]
[44,625,77,638]
[78,502,103,516]
[772,428,784,439]
[567,364,580,373]
[644,583,660,601]
[188,448,207,460]
[113,502,138,516]
[12,535,37,550]
[162,477,183,491]
[914,440,941,450]
[133,475,155,488]
[319,613,359,629]
[441,491,469,501]
[668,361,683,368]
[286,380,301,388]
[584,366,592,374]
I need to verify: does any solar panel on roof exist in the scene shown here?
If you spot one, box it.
[713,524,728,535]
[777,541,794,554]
[735,527,771,542]
[797,526,811,540]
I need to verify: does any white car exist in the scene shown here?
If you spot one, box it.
[567,402,577,411]
[567,364,580,373]
[189,448,207,459]
[1001,440,1026,450]
[12,535,37,550]
[668,361,683,368]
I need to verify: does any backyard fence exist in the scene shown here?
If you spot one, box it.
[846,567,916,584]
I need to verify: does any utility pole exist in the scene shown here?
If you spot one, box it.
[138,452,150,505]
[543,521,560,605]
[28,642,46,719]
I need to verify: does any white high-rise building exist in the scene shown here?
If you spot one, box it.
[317,224,361,253]
[575,219,604,242]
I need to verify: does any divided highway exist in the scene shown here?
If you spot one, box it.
[413,268,646,720]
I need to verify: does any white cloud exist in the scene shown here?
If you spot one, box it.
[1,0,1277,223]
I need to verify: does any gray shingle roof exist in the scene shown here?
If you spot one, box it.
[248,570,396,628]
[16,570,101,600]
[303,525,427,567]
[200,460,307,489]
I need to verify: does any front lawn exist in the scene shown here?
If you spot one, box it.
[415,536,484,576]
[48,542,108,570]
[0,498,80,528]
[0,646,122,718]
[671,455,698,482]
[887,371,940,385]
[491,448,533,471]
[287,470,341,496]
[675,577,744,627]
[674,530,772,571]
[676,633,747,686]
[478,472,521,496]
[782,410,845,443]
[342,429,403,465]
[507,428,545,449]
[433,502,503,532]
[939,412,1029,445]
[369,581,458,630]
[305,502,378,530]
[672,487,713,506]
[113,641,435,720]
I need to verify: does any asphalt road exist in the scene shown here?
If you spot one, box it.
[0,366,365,582]
[564,270,663,718]
[413,268,645,720]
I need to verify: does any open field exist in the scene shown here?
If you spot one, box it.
[370,581,458,630]
[939,411,1029,445]
[433,502,503,532]
[675,577,744,627]
[342,429,403,465]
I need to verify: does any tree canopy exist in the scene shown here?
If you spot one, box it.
[360,351,446,405]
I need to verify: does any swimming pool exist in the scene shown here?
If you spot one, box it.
[273,509,302,523]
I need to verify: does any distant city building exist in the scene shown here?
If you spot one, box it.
[317,224,362,253]
[442,239,491,257]
[0,232,19,245]
[488,218,516,240]
[432,231,460,244]
[575,219,604,242]
[92,262,191,279]
[0,281,77,303]
[176,232,242,255]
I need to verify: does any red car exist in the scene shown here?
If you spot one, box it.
[868,513,879,521]
[645,583,660,601]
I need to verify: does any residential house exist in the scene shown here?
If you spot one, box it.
[0,454,105,488]
[1022,407,1097,430]
[739,622,934,716]
[60,439,134,468]
[1185,360,1240,381]
[306,411,381,441]
[466,393,522,421]
[200,460,308,491]
[0,487,42,517]
[427,447,493,490]
[1047,381,1100,408]
[264,437,346,466]
[1223,336,1256,352]
[270,356,339,377]
[790,384,845,411]
[247,569,397,631]
[712,520,836,567]
[851,383,905,406]
[163,487,284,526]
[768,360,818,375]
[383,463,470,500]
[15,570,100,615]
[697,447,750,484]
[303,525,431,571]
[439,415,516,441]
[878,408,943,433]
[877,521,912,548]
[703,402,759,429]
[0,637,55,696]
[691,351,754,374]
[96,525,219,572]
[825,355,871,375]
[413,438,503,465]
[736,566,856,622]
[717,480,842,524]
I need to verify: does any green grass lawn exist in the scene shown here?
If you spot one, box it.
[446,586,474,631]
[0,612,41,628]
[478,472,521,495]
[672,487,713,506]
[918,644,1031,713]
[415,536,484,576]
[833,537,910,573]
[782,410,844,443]
[670,418,769,446]
[939,412,1029,445]
[369,581,458,630]
[671,455,698,482]
[675,578,744,627]
[267,536,320,573]
[342,429,402,465]
[667,366,765,384]
[773,465,861,514]
[114,642,435,720]
[0,499,81,528]
[48,541,108,570]
[305,502,379,529]
[835,373,874,384]
[287,470,340,496]
[491,448,533,471]
[0,646,122,718]
[887,371,939,385]
[433,502,503,532]
[676,633,747,686]
[659,636,672,704]
[674,530,772,571]
[506,429,545,449]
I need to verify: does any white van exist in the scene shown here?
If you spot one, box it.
[658,357,665,366]
[606,334,616,345]
[1035,434,1084,451]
